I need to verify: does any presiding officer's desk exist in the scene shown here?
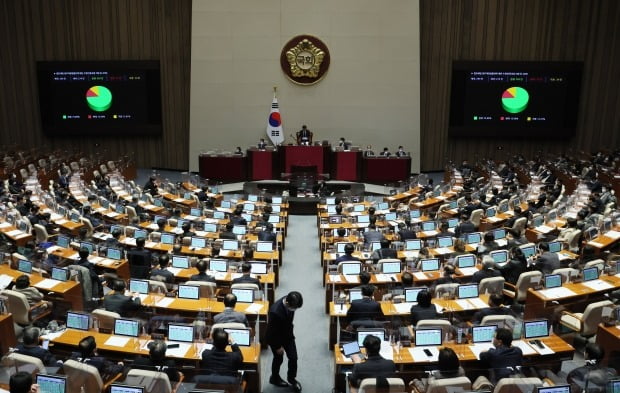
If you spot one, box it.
[46,328,262,393]
[332,334,574,393]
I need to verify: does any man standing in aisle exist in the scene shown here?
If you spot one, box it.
[266,291,304,392]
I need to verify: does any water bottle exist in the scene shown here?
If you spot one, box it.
[92,317,99,332]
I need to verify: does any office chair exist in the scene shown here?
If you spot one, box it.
[358,377,406,393]
[434,283,459,299]
[91,309,121,331]
[551,268,579,284]
[470,209,483,228]
[478,276,505,295]
[1,353,46,376]
[417,376,471,393]
[185,281,217,298]
[3,289,51,327]
[124,368,183,393]
[63,359,123,392]
[480,315,517,330]
[503,271,542,303]
[492,377,543,393]
[560,299,613,340]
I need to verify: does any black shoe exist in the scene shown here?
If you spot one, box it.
[288,379,302,392]
[269,376,289,387]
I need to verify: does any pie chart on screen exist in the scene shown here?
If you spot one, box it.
[86,86,112,112]
[501,86,529,114]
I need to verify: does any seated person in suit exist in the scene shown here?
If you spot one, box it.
[16,327,61,366]
[230,206,248,226]
[363,225,384,247]
[105,228,124,249]
[13,274,52,309]
[398,222,416,241]
[410,289,438,325]
[257,138,268,150]
[437,221,455,237]
[180,222,193,239]
[258,223,277,246]
[395,146,408,157]
[476,232,499,255]
[335,243,360,264]
[379,147,391,157]
[353,271,372,290]
[532,242,560,274]
[346,284,384,325]
[430,347,464,380]
[363,145,375,157]
[150,254,175,286]
[76,247,104,299]
[127,237,153,279]
[348,334,396,391]
[213,293,249,326]
[472,256,502,284]
[199,328,244,384]
[232,262,260,286]
[471,293,515,324]
[479,328,523,382]
[189,259,216,282]
[297,124,312,145]
[9,371,38,393]
[133,340,180,382]
[565,343,617,393]
[219,222,237,240]
[455,214,476,237]
[103,279,142,317]
[70,336,124,377]
[430,264,459,294]
[499,247,528,285]
[371,239,398,263]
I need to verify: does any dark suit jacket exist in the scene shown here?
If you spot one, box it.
[127,248,153,279]
[16,344,58,366]
[150,268,175,284]
[472,306,515,324]
[69,352,124,376]
[349,354,396,388]
[231,274,260,286]
[213,308,249,326]
[132,357,180,381]
[533,252,560,274]
[410,305,438,325]
[479,346,523,381]
[472,268,501,284]
[265,296,296,348]
[347,298,384,323]
[372,248,398,263]
[455,221,476,237]
[103,292,141,317]
[398,229,416,240]
[201,344,243,376]
[219,231,236,240]
[189,272,216,282]
[258,230,277,246]
[499,259,527,285]
[363,229,384,245]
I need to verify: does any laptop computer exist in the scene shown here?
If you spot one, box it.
[404,287,427,303]
[167,323,194,343]
[329,215,342,224]
[159,233,175,245]
[490,250,509,265]
[51,267,69,281]
[349,289,363,302]
[544,274,562,289]
[520,244,537,259]
[437,236,453,248]
[381,261,401,274]
[583,266,600,281]
[421,221,437,231]
[133,229,148,240]
[341,262,362,275]
[107,247,123,260]
[129,279,149,295]
[80,241,95,254]
[523,320,549,339]
[536,386,570,393]
[341,341,361,357]
[256,241,273,252]
[410,210,421,219]
[190,207,202,217]
[548,241,562,253]
[233,225,247,235]
[17,259,33,274]
[56,234,70,248]
[455,254,476,268]
[36,374,67,393]
[247,194,258,202]
[250,262,268,274]
[209,259,228,272]
[268,214,280,223]
[466,232,482,244]
[222,240,239,251]
[203,223,218,232]
[405,239,422,251]
[191,236,207,249]
[493,228,506,240]
[66,311,90,331]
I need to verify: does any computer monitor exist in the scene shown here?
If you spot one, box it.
[190,237,207,249]
[370,242,382,252]
[268,214,280,223]
[178,285,200,300]
[536,386,570,393]
[357,215,370,224]
[547,210,558,221]
[70,212,81,223]
[336,242,348,254]
[414,328,442,346]
[250,262,267,274]
[36,374,67,393]
[421,221,437,231]
[449,200,458,209]
[448,218,459,228]
[457,284,479,299]
[523,320,549,339]
[353,204,365,212]
[349,289,363,302]
[107,247,123,260]
[486,207,496,217]
[243,203,255,212]
[113,318,140,337]
[220,201,231,208]
[51,267,69,281]
[17,259,33,274]
[190,207,202,217]
[109,384,144,393]
[233,225,246,235]
[472,325,497,343]
[329,215,342,224]
[176,219,187,228]
[405,287,427,303]
[224,328,251,346]
[520,244,537,259]
[493,228,506,240]
[56,235,70,248]
[209,259,228,272]
[410,210,421,219]
[421,258,440,272]
[80,241,95,254]
[153,198,164,207]
[405,239,422,251]
[490,250,509,264]
[381,261,401,274]
[583,266,599,282]
[203,223,217,233]
[160,233,175,245]
[241,213,252,222]
[607,379,620,393]
[231,288,254,303]
[544,274,562,289]
[498,202,509,213]
[385,212,397,221]
[247,194,258,203]
[357,328,386,346]
[153,215,166,224]
[256,241,273,252]
[66,311,90,331]
[466,232,482,244]
[129,279,149,295]
[341,263,362,275]
[167,323,194,342]
[327,205,337,214]
[455,254,476,268]
[213,211,225,219]
[222,240,239,251]
[271,196,282,204]
[134,229,148,240]
[341,341,361,357]
[532,216,544,228]
[115,204,125,214]
[437,236,453,248]
[377,202,389,210]
[172,255,190,269]
[326,197,336,205]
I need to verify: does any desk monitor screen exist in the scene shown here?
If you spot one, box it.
[160,233,175,245]
[536,386,570,393]
[178,285,200,300]
[129,279,149,295]
[268,214,280,223]
[523,319,549,339]
[100,199,110,209]
[490,250,509,264]
[224,327,251,346]
[498,203,509,213]
[410,210,422,219]
[520,245,537,259]
[327,205,337,214]
[51,267,69,281]
[405,287,427,303]
[221,201,231,208]
[377,202,389,211]
[250,262,267,274]
[209,259,228,272]
[110,225,124,235]
[486,207,496,217]
[110,384,144,393]
[493,229,506,240]
[115,204,125,214]
[153,198,164,207]
[405,240,422,251]
[241,213,252,222]
[353,204,365,212]
[532,215,545,228]
[272,196,283,204]
[458,284,479,299]
[603,219,613,233]
[349,289,363,302]
[56,235,70,248]
[176,219,187,229]
[544,274,562,289]
[153,215,166,224]
[114,318,140,337]
[583,266,599,282]
[243,203,255,212]
[190,208,202,217]
[472,325,497,343]
[172,255,190,269]
[607,379,620,393]
[107,247,123,260]
[233,225,246,235]
[422,221,437,231]
[381,261,401,274]
[385,212,397,221]
[247,194,258,202]
[66,311,90,331]
[421,258,440,272]
[466,232,482,244]
[548,241,562,253]
[231,288,254,303]
[370,242,382,252]
[191,236,207,249]
[223,240,239,251]
[456,254,476,268]
[341,263,362,276]
[447,218,459,229]
[134,229,148,240]
[357,328,385,347]
[36,374,67,393]
[437,237,453,248]
[57,206,67,217]
[329,215,342,224]
[168,323,194,342]
[357,215,370,224]
[336,242,348,254]
[256,241,273,252]
[415,328,442,347]
[341,341,361,357]
[203,223,217,232]
[17,259,33,274]
[448,200,458,209]
[326,197,336,205]
[213,211,225,219]
[70,212,81,223]
[80,241,95,254]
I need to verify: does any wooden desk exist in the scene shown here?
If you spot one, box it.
[595,323,620,367]
[332,151,362,181]
[586,230,620,251]
[281,145,330,174]
[0,265,83,311]
[47,245,130,279]
[363,157,411,183]
[384,187,421,205]
[199,154,248,182]
[0,222,33,246]
[0,313,17,355]
[247,148,279,180]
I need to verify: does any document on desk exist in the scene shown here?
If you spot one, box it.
[588,241,604,248]
[105,336,130,347]
[55,219,68,225]
[413,272,429,280]
[403,251,419,259]
[333,304,348,315]
[530,341,554,355]
[434,247,452,255]
[0,274,13,290]
[166,267,182,276]
[230,273,243,280]
[421,230,438,237]
[183,215,199,221]
[458,267,479,276]
[166,342,192,358]
[535,225,555,234]
[606,230,620,240]
[6,229,23,237]
[468,298,489,309]
[379,341,394,360]
[512,340,537,355]
[214,272,227,280]
[344,275,359,283]
[409,347,439,362]
[170,227,184,235]
[90,256,104,263]
[393,302,414,314]
[486,216,503,223]
[468,343,494,359]
[582,279,614,291]
[124,238,137,247]
[97,259,116,267]
[0,222,11,229]
[538,287,577,299]
[156,297,175,308]
[455,299,475,310]
[146,223,159,230]
[245,303,264,314]
[328,274,342,283]
[375,273,395,282]
[36,279,60,290]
